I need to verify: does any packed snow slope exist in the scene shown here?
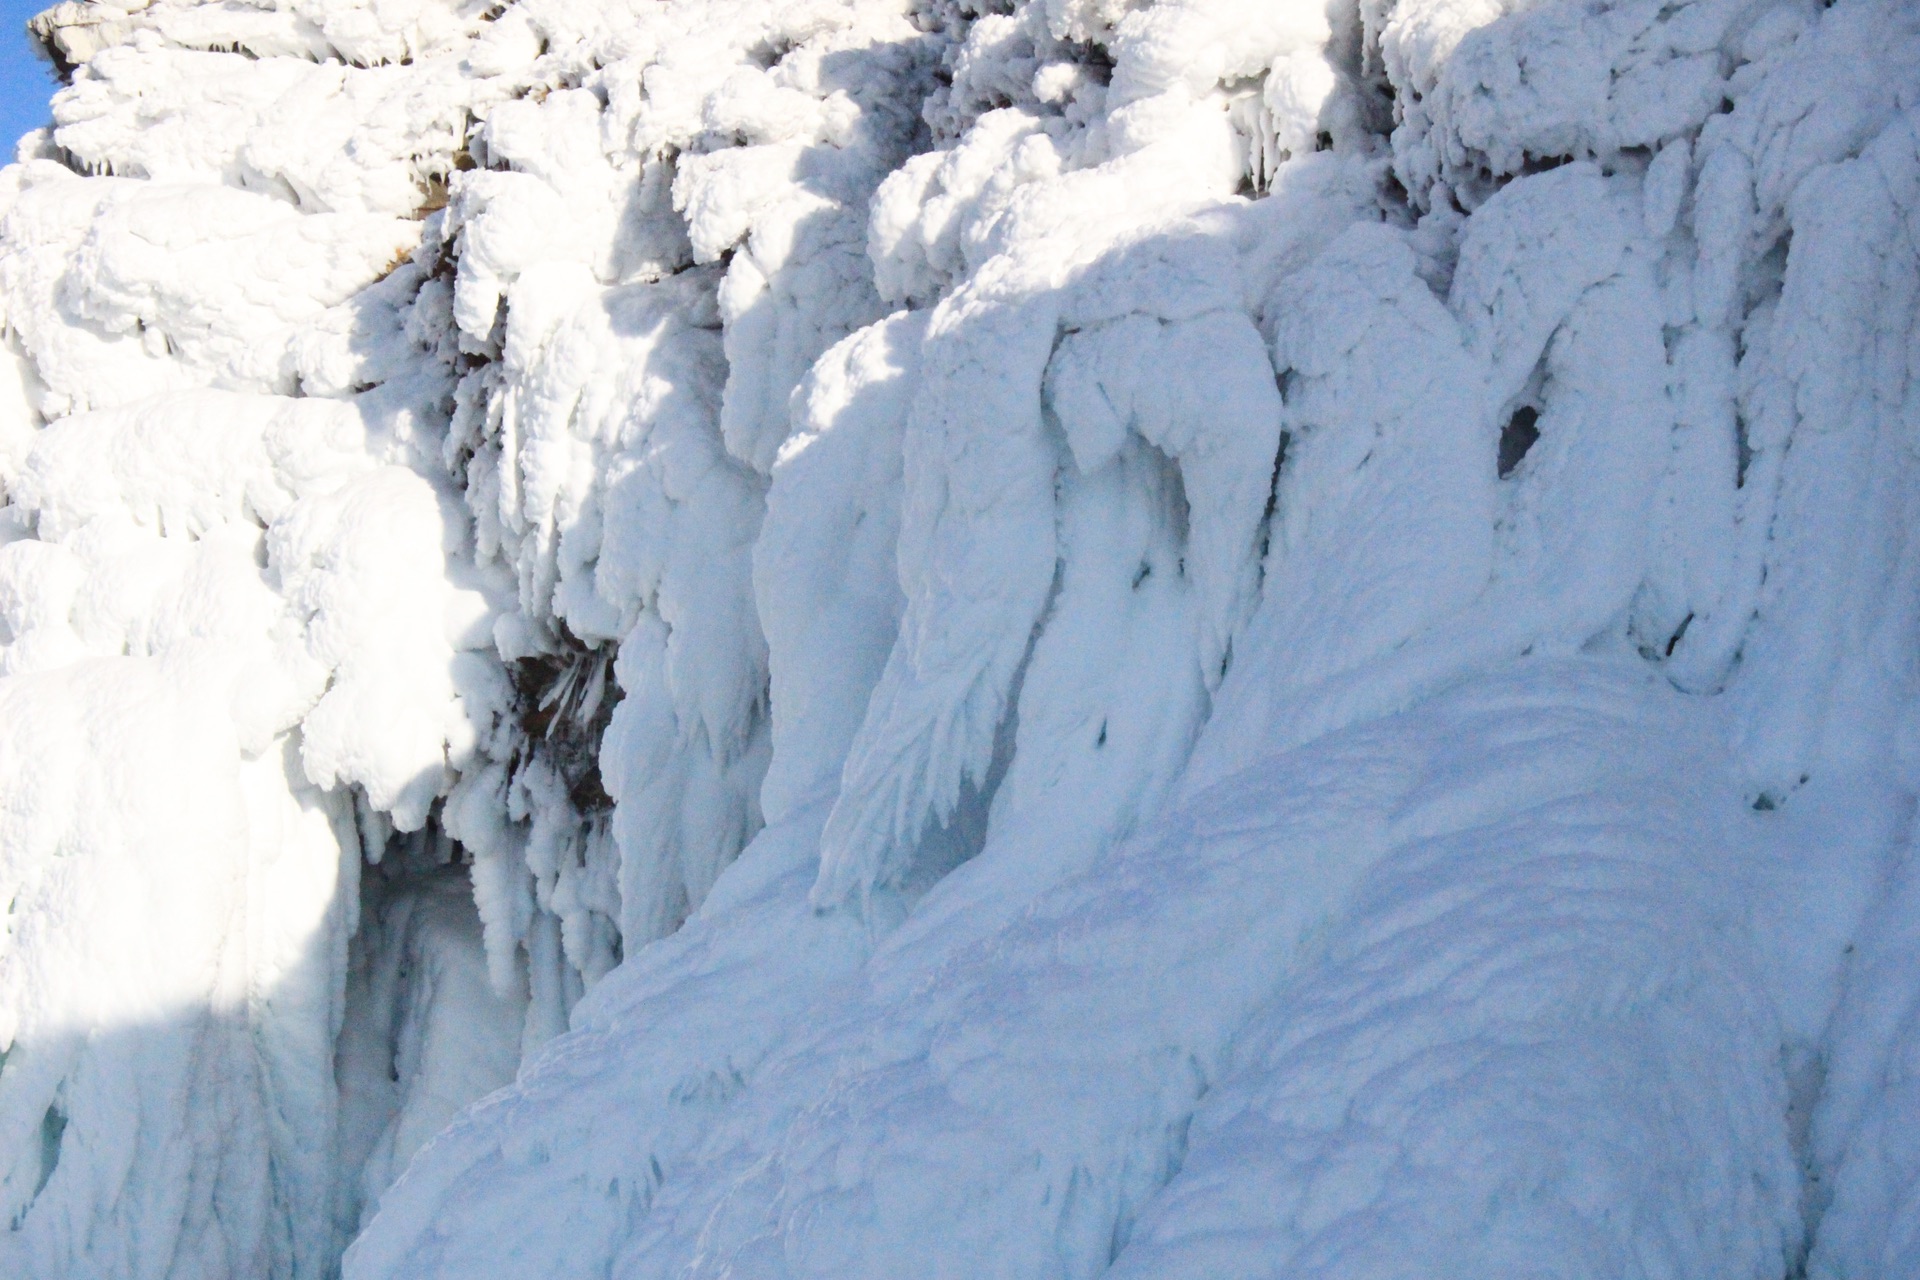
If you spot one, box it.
[0,0,1918,1275]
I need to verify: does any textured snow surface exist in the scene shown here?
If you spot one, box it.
[0,0,1918,1275]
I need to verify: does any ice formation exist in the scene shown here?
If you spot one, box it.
[0,0,1917,1275]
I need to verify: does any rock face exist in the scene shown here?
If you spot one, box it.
[0,0,1918,1275]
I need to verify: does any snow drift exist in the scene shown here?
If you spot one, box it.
[0,0,1918,1275]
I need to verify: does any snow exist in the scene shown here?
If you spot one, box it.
[0,0,1915,1276]
[1109,665,1799,1280]
[1812,839,1920,1279]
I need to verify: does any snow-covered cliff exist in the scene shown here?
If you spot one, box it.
[0,0,1917,1275]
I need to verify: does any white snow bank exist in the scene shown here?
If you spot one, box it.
[0,661,353,1280]
[342,812,873,1280]
[356,661,1805,1280]
[1110,663,1798,1280]
[2,168,419,412]
[1811,843,1920,1279]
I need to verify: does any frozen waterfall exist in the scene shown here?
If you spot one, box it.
[0,0,1918,1275]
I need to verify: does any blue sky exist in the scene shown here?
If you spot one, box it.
[2,0,58,155]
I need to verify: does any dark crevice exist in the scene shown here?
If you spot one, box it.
[1255,428,1290,570]
[1665,612,1693,657]
[1498,405,1540,478]
[33,1103,64,1202]
[513,644,621,813]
